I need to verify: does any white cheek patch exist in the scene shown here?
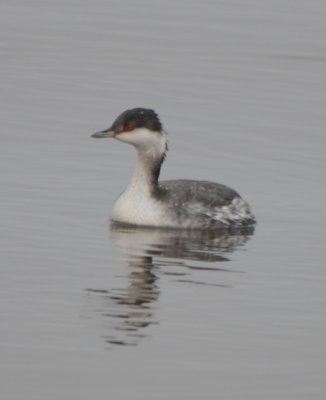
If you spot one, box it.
[115,128,167,162]
[116,128,161,145]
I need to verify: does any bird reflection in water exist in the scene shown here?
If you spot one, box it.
[86,223,254,347]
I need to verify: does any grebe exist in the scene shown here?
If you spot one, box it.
[92,108,255,229]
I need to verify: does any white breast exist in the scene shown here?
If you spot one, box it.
[111,190,167,226]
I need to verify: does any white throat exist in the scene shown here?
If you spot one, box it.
[111,129,168,225]
[117,128,167,192]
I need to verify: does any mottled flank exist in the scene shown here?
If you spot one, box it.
[156,179,255,229]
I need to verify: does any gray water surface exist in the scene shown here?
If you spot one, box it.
[1,1,326,399]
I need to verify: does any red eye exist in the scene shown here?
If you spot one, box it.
[124,123,134,132]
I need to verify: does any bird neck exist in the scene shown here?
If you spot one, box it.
[128,134,167,195]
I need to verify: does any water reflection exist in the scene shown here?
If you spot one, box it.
[87,224,254,347]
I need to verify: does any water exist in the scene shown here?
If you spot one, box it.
[1,0,326,399]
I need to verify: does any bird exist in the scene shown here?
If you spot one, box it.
[92,107,255,230]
